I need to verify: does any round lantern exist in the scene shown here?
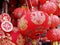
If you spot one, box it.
[50,15,60,28]
[46,28,60,45]
[1,21,13,32]
[18,11,49,36]
[0,13,11,22]
[13,7,30,18]
[13,8,24,18]
[42,1,57,15]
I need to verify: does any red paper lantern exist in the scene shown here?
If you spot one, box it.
[0,13,11,22]
[42,1,57,15]
[13,7,30,18]
[18,11,49,36]
[13,8,24,18]
[50,15,60,28]
[46,29,60,41]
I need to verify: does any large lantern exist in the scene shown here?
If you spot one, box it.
[18,11,49,36]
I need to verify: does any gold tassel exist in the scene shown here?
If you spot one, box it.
[53,41,58,45]
[32,39,37,45]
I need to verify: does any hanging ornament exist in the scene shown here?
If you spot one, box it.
[1,21,13,32]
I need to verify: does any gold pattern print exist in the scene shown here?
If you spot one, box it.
[0,39,16,45]
[31,11,46,25]
[6,33,12,40]
[0,30,5,38]
[19,15,28,30]
[16,34,25,45]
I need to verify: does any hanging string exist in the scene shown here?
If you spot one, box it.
[2,1,5,14]
[2,0,9,14]
[2,6,4,13]
[25,0,30,10]
[5,0,9,13]
[29,0,33,8]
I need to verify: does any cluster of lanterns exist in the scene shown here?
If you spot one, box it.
[0,0,60,45]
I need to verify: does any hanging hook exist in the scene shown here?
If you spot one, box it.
[2,0,8,13]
